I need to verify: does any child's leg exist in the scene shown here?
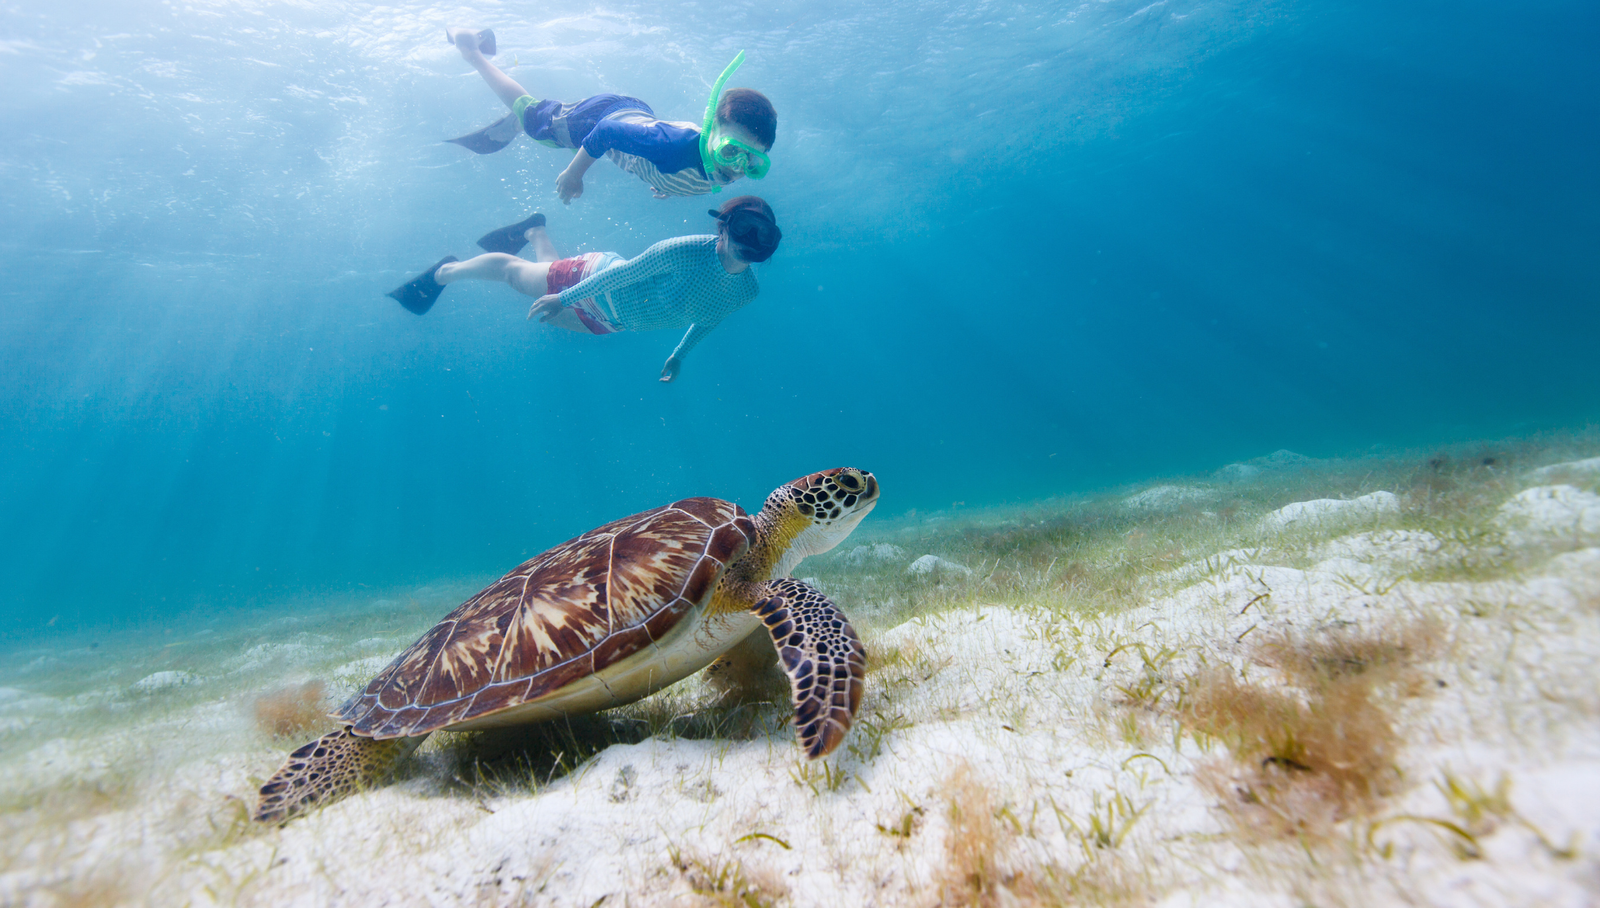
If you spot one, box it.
[527,224,559,263]
[454,32,529,111]
[436,254,552,298]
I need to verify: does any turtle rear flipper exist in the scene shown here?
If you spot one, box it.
[703,629,787,704]
[254,727,421,823]
[753,578,866,759]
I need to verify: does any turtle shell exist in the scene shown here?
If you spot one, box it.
[337,497,755,739]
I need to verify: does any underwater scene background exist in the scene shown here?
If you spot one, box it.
[1,0,1596,634]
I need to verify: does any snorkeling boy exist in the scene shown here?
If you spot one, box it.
[387,197,783,383]
[445,28,775,203]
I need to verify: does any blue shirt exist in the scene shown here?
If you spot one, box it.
[581,116,705,177]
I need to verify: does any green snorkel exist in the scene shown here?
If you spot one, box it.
[698,50,746,193]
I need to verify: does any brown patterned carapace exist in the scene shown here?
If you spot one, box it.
[337,497,755,739]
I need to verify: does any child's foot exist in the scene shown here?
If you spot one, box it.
[522,213,549,244]
[387,255,459,315]
[446,27,496,59]
[475,213,547,256]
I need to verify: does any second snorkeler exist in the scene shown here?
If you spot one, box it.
[387,198,782,383]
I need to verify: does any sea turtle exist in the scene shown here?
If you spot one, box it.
[255,467,879,822]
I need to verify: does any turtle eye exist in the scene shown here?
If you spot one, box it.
[836,472,862,493]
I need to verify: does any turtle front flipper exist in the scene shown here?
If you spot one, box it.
[254,727,423,823]
[752,578,866,759]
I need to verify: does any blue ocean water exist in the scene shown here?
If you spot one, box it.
[0,0,1595,634]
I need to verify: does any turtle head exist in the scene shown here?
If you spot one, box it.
[761,468,879,577]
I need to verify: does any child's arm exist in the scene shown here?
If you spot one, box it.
[556,150,600,204]
[659,321,721,382]
[525,297,591,333]
[560,118,698,202]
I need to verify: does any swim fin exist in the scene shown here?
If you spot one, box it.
[445,27,496,56]
[476,213,547,255]
[387,256,458,315]
[446,111,522,154]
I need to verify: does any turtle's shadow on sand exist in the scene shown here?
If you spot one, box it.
[419,697,790,800]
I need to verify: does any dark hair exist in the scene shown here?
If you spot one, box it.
[716,88,776,149]
[712,195,776,222]
[708,195,781,263]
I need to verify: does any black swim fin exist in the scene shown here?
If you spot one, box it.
[476,213,547,255]
[387,256,458,315]
[445,27,496,56]
[446,111,522,154]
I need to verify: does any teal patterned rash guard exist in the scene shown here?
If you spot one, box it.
[556,235,759,361]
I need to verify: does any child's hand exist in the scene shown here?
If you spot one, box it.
[659,356,681,382]
[527,294,563,321]
[556,168,584,204]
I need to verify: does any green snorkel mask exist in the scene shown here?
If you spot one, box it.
[699,50,771,191]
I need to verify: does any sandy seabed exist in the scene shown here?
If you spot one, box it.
[3,440,1599,907]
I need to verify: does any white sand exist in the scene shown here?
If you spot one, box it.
[1123,485,1219,511]
[1258,490,1401,531]
[4,469,1599,906]
[906,554,973,576]
[1527,457,1600,483]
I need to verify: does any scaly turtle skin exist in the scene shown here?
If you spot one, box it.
[255,468,878,823]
